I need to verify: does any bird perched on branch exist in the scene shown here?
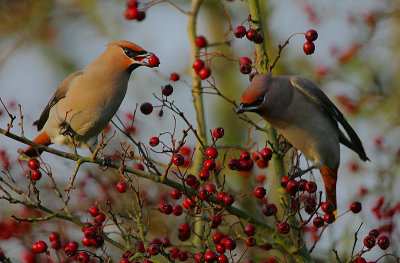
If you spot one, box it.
[237,73,369,210]
[22,40,156,158]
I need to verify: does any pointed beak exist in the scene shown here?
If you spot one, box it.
[133,52,157,67]
[236,103,245,114]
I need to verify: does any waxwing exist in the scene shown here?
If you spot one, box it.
[22,40,156,157]
[237,73,369,210]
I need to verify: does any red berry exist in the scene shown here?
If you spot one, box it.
[177,251,188,261]
[303,41,315,55]
[217,254,228,263]
[134,163,144,170]
[65,245,77,257]
[172,154,185,166]
[364,235,376,249]
[31,170,42,180]
[173,205,183,216]
[240,151,251,160]
[149,136,160,147]
[170,247,180,259]
[227,158,239,170]
[89,206,99,217]
[313,216,324,228]
[239,57,252,66]
[136,10,146,21]
[205,147,218,159]
[349,201,362,213]
[305,181,317,193]
[204,159,216,170]
[170,72,180,81]
[234,26,246,38]
[193,59,205,70]
[323,213,335,224]
[246,29,257,40]
[116,181,127,193]
[178,224,190,241]
[93,234,104,247]
[240,63,252,74]
[263,203,277,216]
[195,253,203,263]
[216,244,225,253]
[120,260,129,263]
[158,202,173,214]
[199,169,209,181]
[78,252,90,263]
[212,127,224,138]
[171,189,182,199]
[195,35,208,48]
[140,102,153,115]
[244,225,256,236]
[162,84,173,96]
[222,194,234,206]
[356,258,366,263]
[28,159,39,170]
[185,174,198,186]
[182,197,195,209]
[162,236,171,247]
[198,189,210,200]
[286,179,299,195]
[124,7,138,20]
[127,0,138,7]
[260,147,273,160]
[377,235,390,250]
[280,176,290,188]
[211,215,222,228]
[31,241,47,254]
[51,240,61,249]
[213,232,223,244]
[253,186,266,198]
[95,212,106,223]
[82,237,91,246]
[246,236,256,247]
[223,238,236,250]
[305,29,318,41]
[148,244,160,255]
[49,232,60,242]
[84,227,96,239]
[204,251,217,262]
[298,179,307,191]
[369,229,379,238]
[278,222,290,234]
[321,201,335,214]
[198,67,211,80]
[148,55,160,67]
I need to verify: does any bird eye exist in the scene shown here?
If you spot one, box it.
[123,47,135,58]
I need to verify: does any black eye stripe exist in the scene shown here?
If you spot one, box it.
[122,47,146,58]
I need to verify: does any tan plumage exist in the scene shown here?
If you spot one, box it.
[23,40,155,157]
[237,73,369,209]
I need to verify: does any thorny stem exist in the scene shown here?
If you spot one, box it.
[0,128,311,262]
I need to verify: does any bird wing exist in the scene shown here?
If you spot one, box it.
[34,70,84,131]
[290,76,369,161]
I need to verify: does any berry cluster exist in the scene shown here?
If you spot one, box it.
[124,0,146,21]
[28,159,42,181]
[234,25,264,44]
[227,147,272,172]
[193,58,212,80]
[303,29,318,55]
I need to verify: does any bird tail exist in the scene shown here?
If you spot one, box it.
[319,165,338,211]
[20,132,52,159]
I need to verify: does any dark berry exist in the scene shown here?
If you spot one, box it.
[234,26,246,38]
[363,235,376,249]
[313,216,324,228]
[246,29,257,40]
[377,235,390,250]
[172,154,185,166]
[349,201,362,213]
[278,222,290,234]
[303,41,315,55]
[195,35,208,48]
[323,213,335,224]
[263,203,277,216]
[198,67,211,80]
[305,181,317,193]
[140,102,153,115]
[162,84,173,96]
[213,127,224,138]
[253,186,266,198]
[116,181,127,193]
[321,201,335,214]
[305,29,318,41]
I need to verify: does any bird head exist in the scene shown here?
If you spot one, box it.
[236,73,271,114]
[107,40,157,73]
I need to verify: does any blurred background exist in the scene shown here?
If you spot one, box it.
[0,0,399,262]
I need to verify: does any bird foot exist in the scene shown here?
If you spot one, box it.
[59,122,74,137]
[99,154,113,171]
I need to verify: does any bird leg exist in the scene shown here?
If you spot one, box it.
[289,163,320,180]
